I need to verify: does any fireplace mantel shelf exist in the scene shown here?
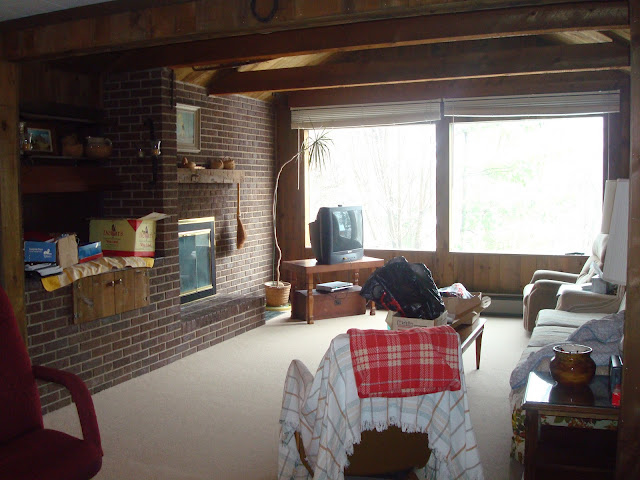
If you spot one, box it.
[177,168,245,185]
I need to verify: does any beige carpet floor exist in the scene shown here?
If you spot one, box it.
[43,311,530,480]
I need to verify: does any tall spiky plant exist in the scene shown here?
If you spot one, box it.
[272,129,332,284]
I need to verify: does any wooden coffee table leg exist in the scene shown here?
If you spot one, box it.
[364,268,376,315]
[475,331,483,369]
[306,272,314,324]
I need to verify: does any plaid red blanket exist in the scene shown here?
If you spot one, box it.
[347,326,461,398]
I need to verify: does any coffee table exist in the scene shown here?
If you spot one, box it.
[281,256,384,324]
[453,317,486,369]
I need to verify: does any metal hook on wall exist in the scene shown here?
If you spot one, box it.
[138,118,161,185]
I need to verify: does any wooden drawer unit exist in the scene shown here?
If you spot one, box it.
[292,286,366,321]
[73,268,150,323]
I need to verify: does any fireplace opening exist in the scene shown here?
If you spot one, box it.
[178,217,216,304]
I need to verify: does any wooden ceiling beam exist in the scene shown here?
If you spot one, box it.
[207,43,629,95]
[47,1,629,74]
[2,1,628,65]
[285,71,628,108]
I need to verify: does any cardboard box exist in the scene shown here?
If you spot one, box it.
[386,310,448,331]
[56,234,79,268]
[24,241,56,263]
[78,241,103,263]
[89,212,168,257]
[442,292,489,325]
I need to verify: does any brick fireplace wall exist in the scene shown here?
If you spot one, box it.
[24,69,275,413]
[175,82,275,296]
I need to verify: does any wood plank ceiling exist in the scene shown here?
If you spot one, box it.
[1,1,631,102]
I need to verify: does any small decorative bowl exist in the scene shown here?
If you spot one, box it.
[549,343,596,387]
[223,158,235,170]
[210,159,224,169]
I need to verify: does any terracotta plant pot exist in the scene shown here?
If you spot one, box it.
[549,343,596,388]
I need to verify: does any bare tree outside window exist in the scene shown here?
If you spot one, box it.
[308,125,437,251]
[450,117,603,255]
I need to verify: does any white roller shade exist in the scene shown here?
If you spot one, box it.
[291,101,441,129]
[443,91,620,117]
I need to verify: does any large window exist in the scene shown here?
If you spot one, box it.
[308,125,437,250]
[449,117,603,255]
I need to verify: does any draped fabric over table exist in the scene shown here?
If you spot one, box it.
[278,332,483,480]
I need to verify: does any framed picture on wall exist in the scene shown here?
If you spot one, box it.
[26,127,55,154]
[176,104,201,153]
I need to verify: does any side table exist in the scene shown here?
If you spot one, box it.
[281,256,384,324]
[522,371,619,479]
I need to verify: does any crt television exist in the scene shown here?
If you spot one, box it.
[309,206,364,264]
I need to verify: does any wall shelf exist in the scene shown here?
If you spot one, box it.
[177,168,245,184]
[21,165,120,194]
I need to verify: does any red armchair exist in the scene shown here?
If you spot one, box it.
[0,286,103,480]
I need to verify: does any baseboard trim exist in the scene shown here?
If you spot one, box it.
[483,293,523,317]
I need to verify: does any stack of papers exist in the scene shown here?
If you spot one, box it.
[25,263,63,277]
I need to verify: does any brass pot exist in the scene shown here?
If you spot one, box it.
[549,344,596,387]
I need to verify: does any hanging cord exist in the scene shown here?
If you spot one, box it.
[251,0,278,23]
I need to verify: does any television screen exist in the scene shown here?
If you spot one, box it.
[331,209,363,253]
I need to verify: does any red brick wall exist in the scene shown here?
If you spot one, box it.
[25,69,274,413]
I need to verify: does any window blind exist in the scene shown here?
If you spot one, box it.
[291,101,441,129]
[443,91,620,118]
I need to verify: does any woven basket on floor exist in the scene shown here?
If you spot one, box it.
[264,281,291,307]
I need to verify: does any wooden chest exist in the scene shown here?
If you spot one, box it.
[292,285,366,321]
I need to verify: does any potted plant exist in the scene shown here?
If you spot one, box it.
[265,130,332,307]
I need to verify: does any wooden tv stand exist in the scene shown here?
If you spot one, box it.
[281,256,384,324]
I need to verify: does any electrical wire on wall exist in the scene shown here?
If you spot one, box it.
[251,0,278,23]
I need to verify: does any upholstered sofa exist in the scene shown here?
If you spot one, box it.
[509,294,625,462]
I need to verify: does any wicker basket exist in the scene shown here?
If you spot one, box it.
[264,281,291,307]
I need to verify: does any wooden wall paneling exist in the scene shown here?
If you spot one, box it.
[19,64,101,109]
[450,252,475,290]
[609,80,631,180]
[616,1,640,477]
[498,255,521,292]
[472,253,500,292]
[0,61,25,342]
[520,256,538,286]
[274,95,305,267]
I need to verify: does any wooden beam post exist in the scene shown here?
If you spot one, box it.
[617,0,640,476]
[0,60,26,342]
[274,94,306,266]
